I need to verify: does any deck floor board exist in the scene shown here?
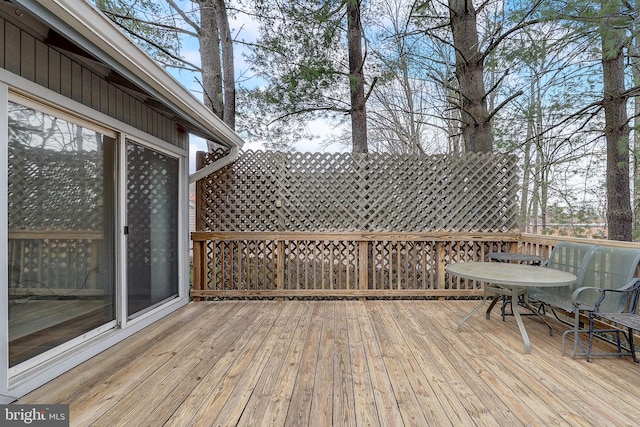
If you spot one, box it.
[18,300,640,426]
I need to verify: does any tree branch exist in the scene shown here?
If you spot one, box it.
[112,21,202,71]
[167,0,200,33]
[486,90,523,122]
[482,19,542,62]
[540,101,604,141]
[481,0,545,61]
[363,76,378,104]
[485,70,509,97]
[100,10,199,38]
[268,106,350,125]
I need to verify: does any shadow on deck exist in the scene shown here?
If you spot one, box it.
[18,300,640,426]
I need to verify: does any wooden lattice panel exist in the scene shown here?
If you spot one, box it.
[197,150,518,232]
[8,143,105,293]
[8,143,103,230]
[204,239,279,293]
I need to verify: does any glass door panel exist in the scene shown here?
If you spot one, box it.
[7,101,116,367]
[126,141,179,317]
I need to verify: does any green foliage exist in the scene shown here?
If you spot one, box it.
[242,0,358,147]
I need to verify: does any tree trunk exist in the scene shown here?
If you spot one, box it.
[519,82,535,232]
[347,0,368,153]
[531,151,540,234]
[213,0,235,130]
[535,77,546,233]
[632,6,640,241]
[198,0,223,120]
[399,57,422,153]
[448,0,492,153]
[634,67,640,241]
[540,167,548,232]
[446,71,462,154]
[601,3,632,241]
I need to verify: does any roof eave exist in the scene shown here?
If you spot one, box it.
[12,0,243,149]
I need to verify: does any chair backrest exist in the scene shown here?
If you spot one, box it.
[580,246,640,312]
[544,242,596,299]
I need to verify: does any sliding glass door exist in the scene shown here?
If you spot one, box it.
[6,102,182,368]
[126,141,179,317]
[7,101,116,367]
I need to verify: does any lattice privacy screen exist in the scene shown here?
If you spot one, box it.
[8,142,106,292]
[8,143,103,230]
[197,150,519,232]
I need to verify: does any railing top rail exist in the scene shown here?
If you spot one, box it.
[8,230,104,240]
[191,231,523,242]
[192,230,640,250]
[520,233,640,249]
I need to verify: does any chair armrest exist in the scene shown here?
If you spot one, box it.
[572,278,640,312]
[570,286,601,311]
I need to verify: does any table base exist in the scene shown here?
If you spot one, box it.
[458,285,553,354]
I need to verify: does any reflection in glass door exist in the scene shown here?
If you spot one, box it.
[7,101,116,367]
[126,141,179,317]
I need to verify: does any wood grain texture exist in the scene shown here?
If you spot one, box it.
[19,300,640,426]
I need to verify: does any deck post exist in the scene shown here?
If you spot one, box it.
[436,241,446,300]
[358,240,368,301]
[277,240,285,300]
[192,239,203,301]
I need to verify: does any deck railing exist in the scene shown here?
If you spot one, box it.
[190,231,631,300]
[8,230,104,296]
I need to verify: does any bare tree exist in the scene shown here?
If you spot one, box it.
[410,0,542,153]
[99,0,237,130]
[631,0,640,240]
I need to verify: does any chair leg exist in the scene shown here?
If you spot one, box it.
[587,313,594,363]
[615,330,622,354]
[629,328,637,363]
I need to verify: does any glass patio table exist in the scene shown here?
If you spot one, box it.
[447,261,577,354]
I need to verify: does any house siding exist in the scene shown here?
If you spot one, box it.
[0,16,187,149]
[0,1,222,403]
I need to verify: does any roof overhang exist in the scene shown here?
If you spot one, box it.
[10,0,243,149]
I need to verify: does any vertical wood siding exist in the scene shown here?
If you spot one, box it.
[0,17,185,148]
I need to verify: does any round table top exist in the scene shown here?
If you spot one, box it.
[445,261,576,288]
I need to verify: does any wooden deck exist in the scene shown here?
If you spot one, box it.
[18,300,640,426]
